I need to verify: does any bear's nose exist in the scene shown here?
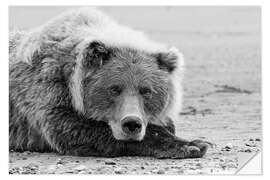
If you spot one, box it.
[121,116,142,134]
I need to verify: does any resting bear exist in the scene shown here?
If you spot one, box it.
[9,8,208,158]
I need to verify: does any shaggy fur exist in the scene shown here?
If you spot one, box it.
[9,8,208,158]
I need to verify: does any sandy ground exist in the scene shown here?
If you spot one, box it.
[9,7,261,174]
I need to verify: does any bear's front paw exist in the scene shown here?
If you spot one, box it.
[154,139,211,159]
[153,142,204,159]
[154,145,201,159]
[188,139,213,157]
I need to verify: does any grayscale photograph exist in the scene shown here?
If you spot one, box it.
[8,6,261,174]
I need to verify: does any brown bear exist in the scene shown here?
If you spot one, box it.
[9,8,209,158]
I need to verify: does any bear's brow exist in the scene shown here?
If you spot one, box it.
[113,47,154,64]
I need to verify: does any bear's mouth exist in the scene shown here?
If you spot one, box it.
[109,117,146,141]
[122,133,144,141]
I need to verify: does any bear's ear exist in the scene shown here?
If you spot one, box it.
[153,47,183,73]
[82,41,112,68]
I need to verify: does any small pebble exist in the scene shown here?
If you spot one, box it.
[157,169,165,174]
[152,169,165,174]
[245,143,256,147]
[225,143,233,149]
[56,158,64,164]
[221,143,233,151]
[64,170,75,174]
[105,161,116,165]
[78,171,86,174]
[22,151,31,155]
[56,164,63,168]
[255,138,261,141]
[221,147,231,151]
[115,170,124,174]
[221,165,227,170]
[74,165,87,171]
[244,149,252,153]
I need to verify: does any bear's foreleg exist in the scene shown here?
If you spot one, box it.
[40,107,125,157]
[41,107,208,158]
[125,124,209,159]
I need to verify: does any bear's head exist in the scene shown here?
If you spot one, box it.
[76,41,184,141]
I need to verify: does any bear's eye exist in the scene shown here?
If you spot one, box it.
[139,87,152,98]
[109,85,122,96]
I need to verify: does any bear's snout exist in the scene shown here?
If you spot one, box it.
[121,116,142,135]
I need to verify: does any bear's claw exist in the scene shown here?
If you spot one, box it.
[188,139,213,157]
[154,140,210,159]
